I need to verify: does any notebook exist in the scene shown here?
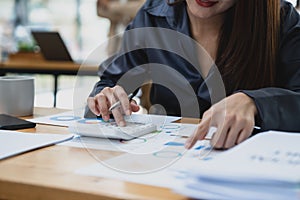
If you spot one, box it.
[31,31,77,62]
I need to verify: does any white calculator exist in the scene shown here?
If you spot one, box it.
[69,120,157,140]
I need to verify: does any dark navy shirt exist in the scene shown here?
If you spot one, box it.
[89,0,300,132]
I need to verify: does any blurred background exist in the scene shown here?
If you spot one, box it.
[0,0,298,109]
[0,0,111,109]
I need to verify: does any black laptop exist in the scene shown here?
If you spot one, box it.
[31,31,74,62]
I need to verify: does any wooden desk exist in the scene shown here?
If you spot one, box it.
[0,52,99,107]
[0,107,189,200]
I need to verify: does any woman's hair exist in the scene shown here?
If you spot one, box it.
[167,0,281,94]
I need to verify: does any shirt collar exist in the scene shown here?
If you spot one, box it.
[143,1,190,35]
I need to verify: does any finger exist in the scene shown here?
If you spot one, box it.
[185,110,213,149]
[101,87,114,105]
[103,90,126,126]
[236,125,254,144]
[94,93,110,121]
[222,119,245,149]
[224,127,242,149]
[87,97,100,116]
[224,117,255,148]
[211,123,230,149]
[185,118,210,149]
[101,88,125,124]
[130,101,140,112]
[114,86,131,115]
[112,107,126,127]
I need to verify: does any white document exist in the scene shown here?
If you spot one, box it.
[0,130,73,160]
[62,123,197,153]
[124,114,181,128]
[185,131,300,182]
[28,110,83,127]
[61,114,182,152]
[75,138,220,187]
[174,131,300,200]
[75,130,300,200]
[29,111,181,128]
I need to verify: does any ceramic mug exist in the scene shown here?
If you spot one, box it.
[0,76,35,116]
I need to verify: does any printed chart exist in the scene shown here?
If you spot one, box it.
[29,110,83,127]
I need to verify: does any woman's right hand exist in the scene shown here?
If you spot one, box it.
[87,85,140,126]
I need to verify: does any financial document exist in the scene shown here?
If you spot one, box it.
[0,130,73,160]
[60,114,182,152]
[29,110,181,128]
[174,131,300,200]
[75,130,300,200]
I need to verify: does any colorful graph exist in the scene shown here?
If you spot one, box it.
[164,142,185,146]
[77,118,109,124]
[50,116,81,121]
[161,124,181,130]
[250,150,300,166]
[120,138,147,144]
[153,151,182,158]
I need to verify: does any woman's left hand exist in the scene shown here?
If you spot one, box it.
[185,92,258,149]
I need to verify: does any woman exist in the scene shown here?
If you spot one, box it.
[87,0,300,149]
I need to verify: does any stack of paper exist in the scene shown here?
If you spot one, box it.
[174,131,300,200]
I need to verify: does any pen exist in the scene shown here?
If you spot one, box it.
[109,93,134,112]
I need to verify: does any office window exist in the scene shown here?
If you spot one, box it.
[27,0,109,59]
[0,0,109,59]
[0,1,14,30]
[0,1,16,56]
[0,0,107,108]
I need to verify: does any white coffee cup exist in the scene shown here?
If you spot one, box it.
[0,76,35,116]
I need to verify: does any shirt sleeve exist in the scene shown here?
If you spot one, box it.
[240,3,300,132]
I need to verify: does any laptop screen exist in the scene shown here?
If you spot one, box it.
[31,31,73,62]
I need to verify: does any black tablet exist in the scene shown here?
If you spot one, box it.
[0,114,36,130]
